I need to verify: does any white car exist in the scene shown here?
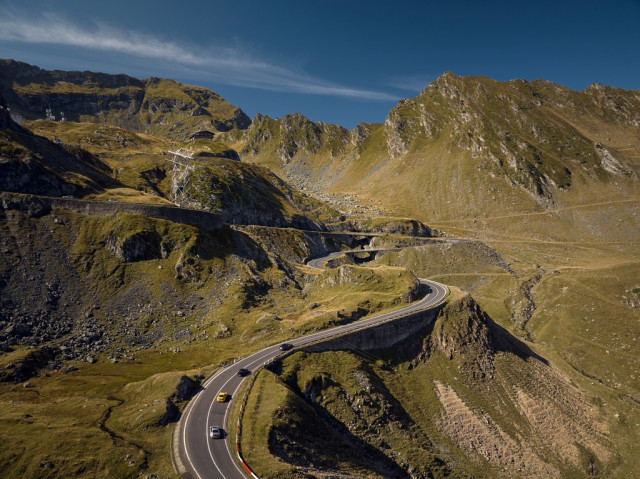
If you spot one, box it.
[209,426,222,439]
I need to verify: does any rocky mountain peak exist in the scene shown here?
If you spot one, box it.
[425,292,496,379]
[383,73,639,206]
[350,122,372,146]
[237,111,350,165]
[426,71,465,96]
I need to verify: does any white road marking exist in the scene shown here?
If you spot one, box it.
[205,348,281,478]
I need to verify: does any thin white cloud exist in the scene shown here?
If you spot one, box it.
[0,8,397,101]
[389,74,437,92]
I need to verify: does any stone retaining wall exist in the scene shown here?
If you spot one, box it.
[46,196,224,230]
[300,306,441,353]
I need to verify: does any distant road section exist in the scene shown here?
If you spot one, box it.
[1,192,225,230]
[176,247,452,479]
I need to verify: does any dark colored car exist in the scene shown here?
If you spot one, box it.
[237,368,250,377]
[279,343,293,351]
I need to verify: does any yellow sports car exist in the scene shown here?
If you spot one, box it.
[216,391,228,402]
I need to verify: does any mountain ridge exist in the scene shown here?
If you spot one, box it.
[224,72,639,226]
[0,58,251,140]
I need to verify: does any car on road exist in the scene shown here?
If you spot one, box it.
[216,391,228,402]
[279,343,293,351]
[237,368,250,377]
[209,426,222,439]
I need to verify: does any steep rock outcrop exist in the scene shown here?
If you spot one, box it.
[238,112,351,165]
[178,157,338,229]
[108,230,163,262]
[400,291,611,477]
[425,293,498,380]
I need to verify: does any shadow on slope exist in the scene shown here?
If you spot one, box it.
[1,94,121,196]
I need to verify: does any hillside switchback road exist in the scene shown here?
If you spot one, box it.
[176,247,452,479]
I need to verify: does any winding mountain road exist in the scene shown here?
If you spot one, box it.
[176,248,451,479]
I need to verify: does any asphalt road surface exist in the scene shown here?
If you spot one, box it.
[177,248,450,479]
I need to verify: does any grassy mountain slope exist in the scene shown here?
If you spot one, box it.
[230,74,640,234]
[0,59,251,140]
[1,110,341,228]
[226,74,640,477]
[0,101,119,197]
[378,74,639,221]
[0,196,425,477]
[243,289,627,478]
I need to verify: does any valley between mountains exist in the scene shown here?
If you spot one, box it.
[0,58,639,478]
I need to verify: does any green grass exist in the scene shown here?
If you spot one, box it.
[0,350,214,478]
[22,119,341,224]
[0,325,242,477]
[238,370,301,477]
[14,81,140,97]
[243,349,450,478]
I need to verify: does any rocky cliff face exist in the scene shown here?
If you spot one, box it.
[183,157,340,229]
[232,113,352,169]
[0,59,251,140]
[220,112,390,218]
[238,112,351,165]
[384,73,639,206]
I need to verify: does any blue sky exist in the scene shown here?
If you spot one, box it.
[1,0,639,128]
